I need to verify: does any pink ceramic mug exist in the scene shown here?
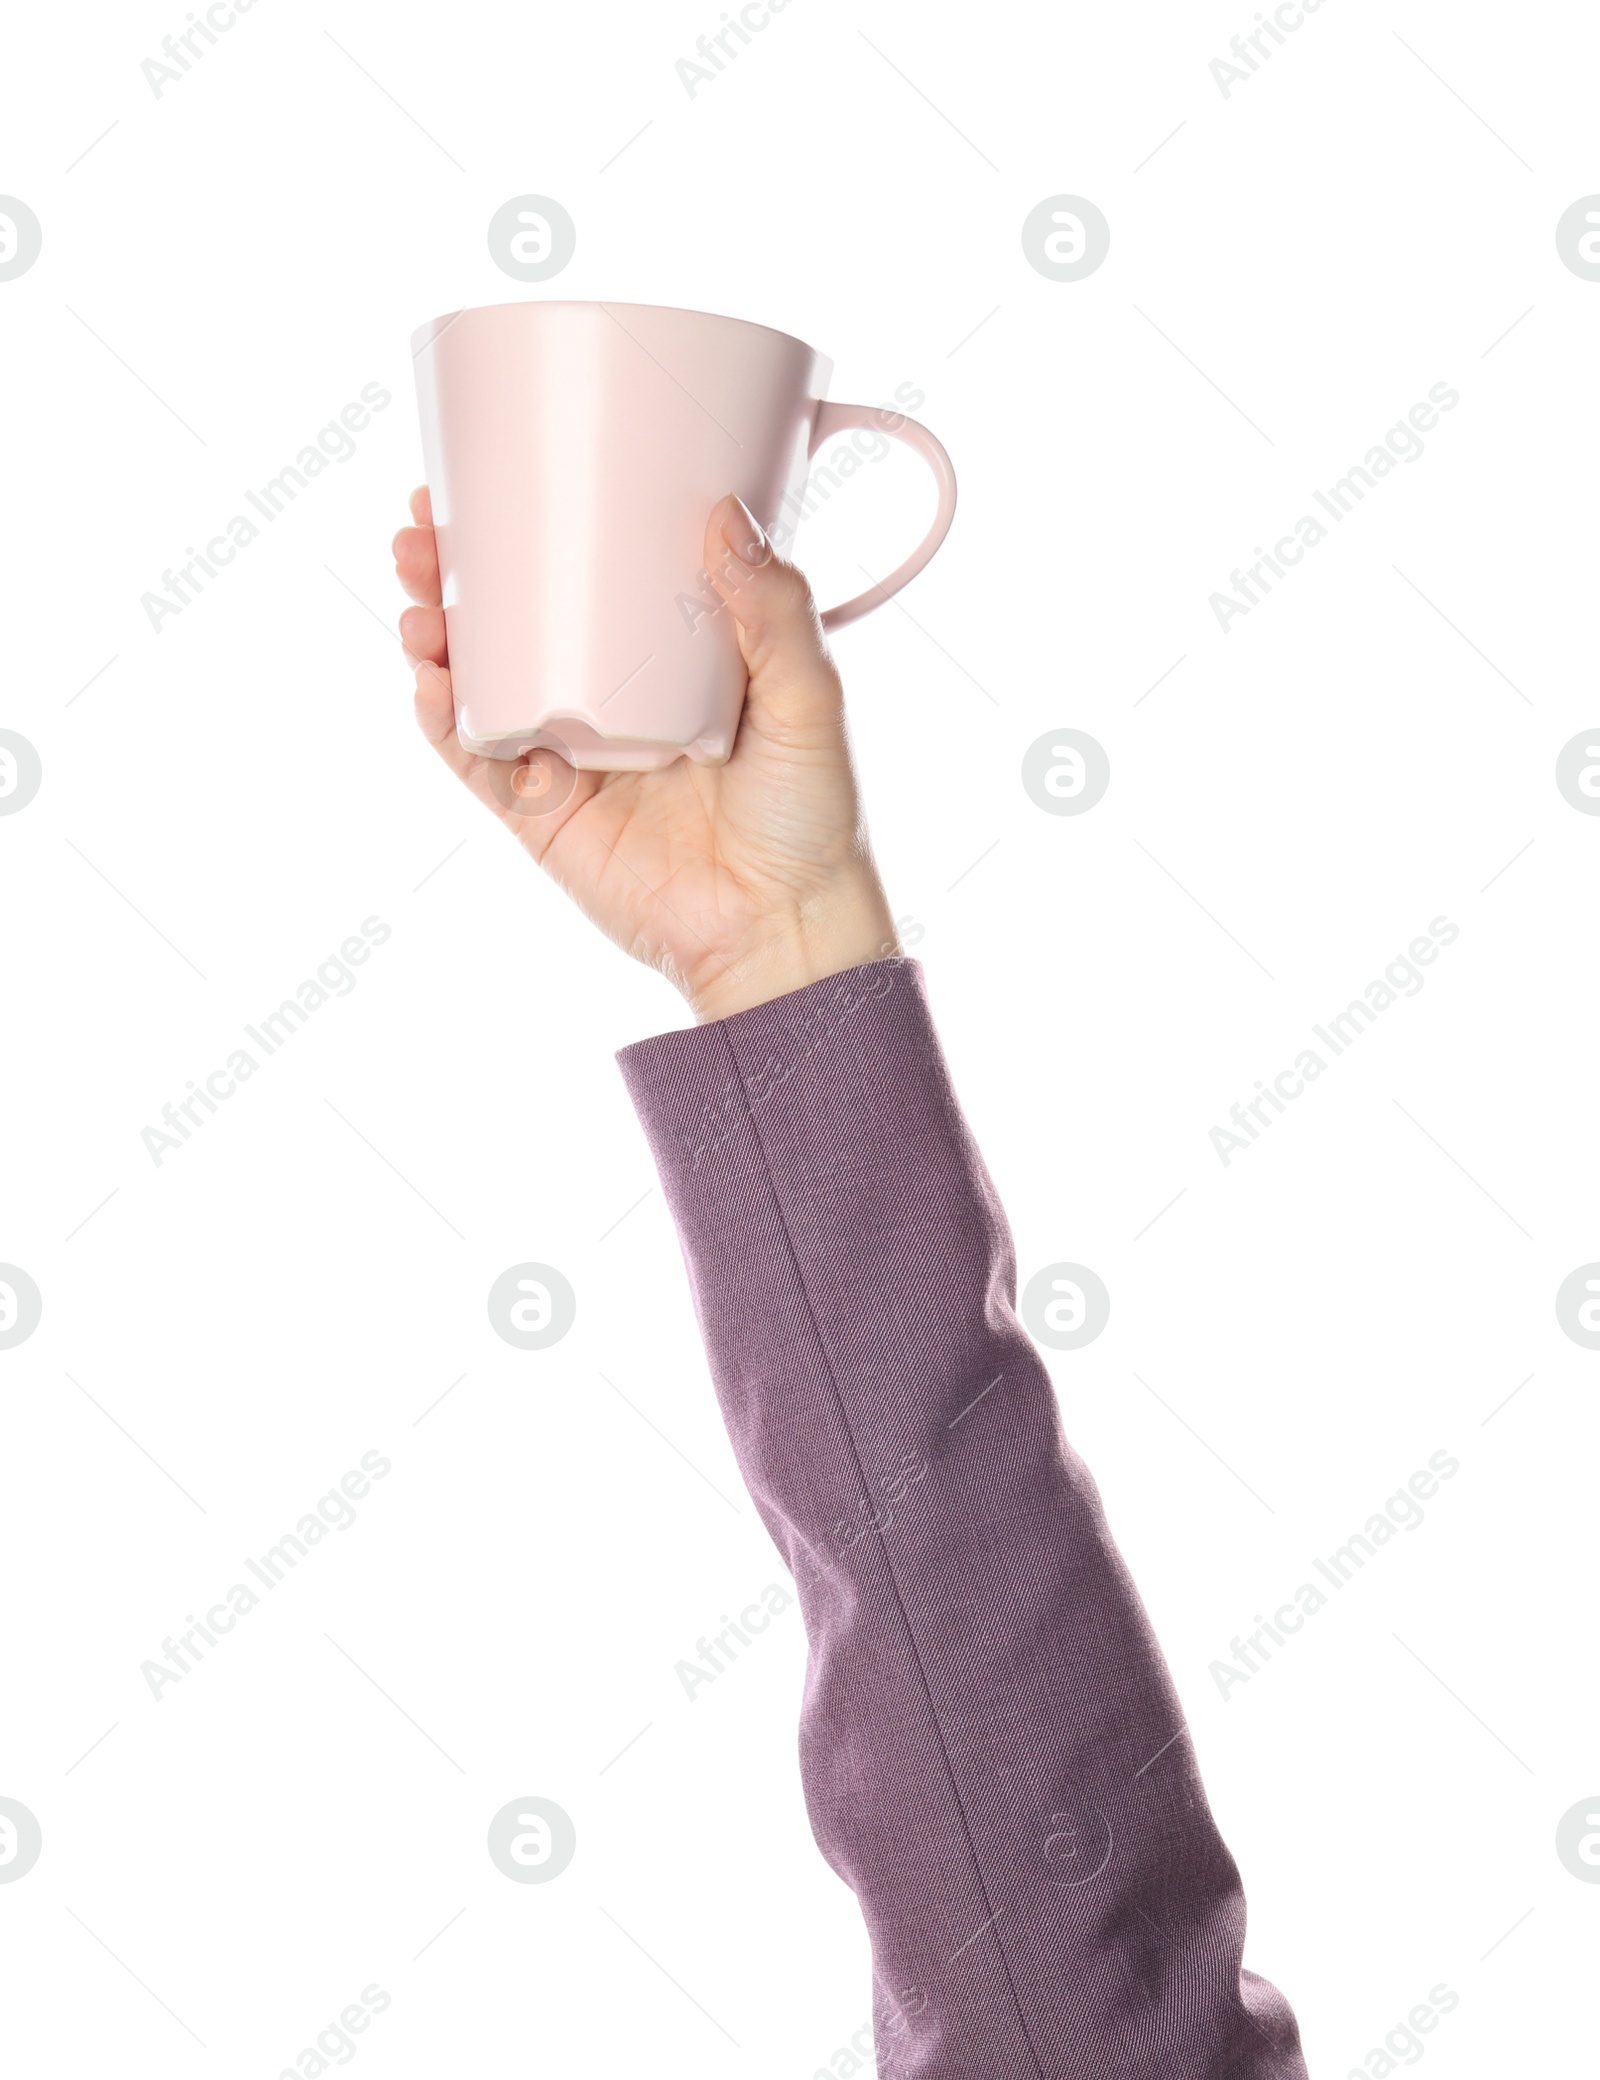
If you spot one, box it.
[410,300,957,770]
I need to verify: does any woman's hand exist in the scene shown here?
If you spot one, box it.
[393,488,897,1022]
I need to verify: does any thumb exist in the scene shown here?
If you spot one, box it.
[703,494,843,738]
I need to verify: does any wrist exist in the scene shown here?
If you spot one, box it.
[686,878,898,1024]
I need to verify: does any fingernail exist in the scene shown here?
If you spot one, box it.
[722,495,771,568]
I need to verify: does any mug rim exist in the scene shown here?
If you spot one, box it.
[410,298,818,359]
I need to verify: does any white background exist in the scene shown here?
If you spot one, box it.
[1,1,1595,2074]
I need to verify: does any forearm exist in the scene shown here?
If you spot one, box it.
[619,958,1306,2080]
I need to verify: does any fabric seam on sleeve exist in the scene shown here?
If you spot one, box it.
[716,1016,1050,2080]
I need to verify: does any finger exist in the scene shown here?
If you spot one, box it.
[399,604,447,667]
[413,661,600,862]
[702,495,843,737]
[413,657,457,749]
[393,523,442,607]
[409,484,433,527]
[412,658,505,800]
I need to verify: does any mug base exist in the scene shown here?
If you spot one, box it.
[457,712,734,773]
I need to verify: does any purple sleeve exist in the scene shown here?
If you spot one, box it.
[617,957,1307,2080]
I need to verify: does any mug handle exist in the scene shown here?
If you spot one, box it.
[805,402,958,632]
